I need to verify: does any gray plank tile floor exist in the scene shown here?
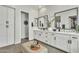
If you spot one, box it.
[0,44,22,53]
[0,39,65,53]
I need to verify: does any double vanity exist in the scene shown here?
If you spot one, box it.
[33,30,79,53]
[33,7,79,53]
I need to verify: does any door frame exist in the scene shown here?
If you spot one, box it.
[21,11,29,39]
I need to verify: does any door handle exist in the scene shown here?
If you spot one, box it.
[6,25,9,28]
[6,21,9,24]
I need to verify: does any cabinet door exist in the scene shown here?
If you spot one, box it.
[70,36,78,53]
[43,32,48,43]
[39,31,46,42]
[34,31,44,42]
[33,31,40,40]
[0,6,8,47]
[56,34,70,52]
[7,8,15,45]
[50,33,56,46]
[33,31,37,39]
[46,32,56,46]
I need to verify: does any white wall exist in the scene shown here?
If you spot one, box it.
[8,5,38,44]
[7,5,79,44]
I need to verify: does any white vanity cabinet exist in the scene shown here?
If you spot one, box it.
[43,32,56,46]
[47,32,56,46]
[53,34,79,52]
[34,30,45,42]
[33,30,79,53]
[33,30,56,46]
[51,34,79,52]
[69,35,78,52]
[55,34,70,52]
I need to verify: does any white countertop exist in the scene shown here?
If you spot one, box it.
[53,31,79,36]
[33,29,79,36]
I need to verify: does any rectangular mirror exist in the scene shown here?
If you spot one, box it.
[54,7,78,31]
[37,15,48,29]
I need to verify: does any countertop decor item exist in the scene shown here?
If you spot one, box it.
[48,16,55,28]
[53,29,56,31]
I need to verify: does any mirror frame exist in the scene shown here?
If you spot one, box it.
[54,7,78,31]
[36,15,48,29]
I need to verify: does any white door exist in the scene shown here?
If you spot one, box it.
[21,12,29,39]
[7,7,14,45]
[0,6,14,47]
[56,34,70,52]
[0,6,8,47]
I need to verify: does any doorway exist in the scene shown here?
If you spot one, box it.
[21,11,29,40]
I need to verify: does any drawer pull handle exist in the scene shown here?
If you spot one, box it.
[72,37,77,39]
